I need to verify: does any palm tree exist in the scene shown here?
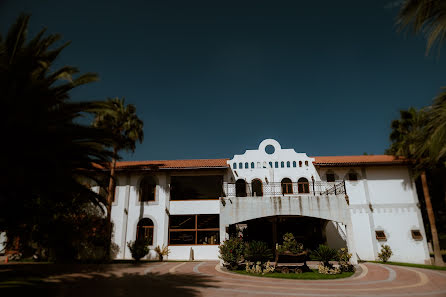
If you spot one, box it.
[0,14,115,259]
[93,97,144,259]
[397,0,446,54]
[387,108,444,266]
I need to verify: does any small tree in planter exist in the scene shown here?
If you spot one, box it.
[277,233,304,255]
[154,245,170,261]
[378,244,392,263]
[218,237,244,270]
[127,239,150,263]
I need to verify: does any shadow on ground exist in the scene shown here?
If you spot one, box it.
[0,263,218,297]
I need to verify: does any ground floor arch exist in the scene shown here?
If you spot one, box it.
[228,215,347,254]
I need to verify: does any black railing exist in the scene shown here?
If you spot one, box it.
[223,180,346,197]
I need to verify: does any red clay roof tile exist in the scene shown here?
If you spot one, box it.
[115,159,229,169]
[312,155,408,166]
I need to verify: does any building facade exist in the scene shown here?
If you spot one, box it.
[108,139,430,264]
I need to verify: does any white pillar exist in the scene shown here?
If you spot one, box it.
[346,222,358,265]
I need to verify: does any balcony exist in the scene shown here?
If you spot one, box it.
[220,180,350,226]
[222,180,346,198]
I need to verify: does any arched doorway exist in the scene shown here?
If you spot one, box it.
[140,176,156,202]
[236,179,247,197]
[298,178,310,194]
[136,218,154,245]
[251,179,263,197]
[281,178,293,195]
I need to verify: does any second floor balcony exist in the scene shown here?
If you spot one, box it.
[223,179,346,198]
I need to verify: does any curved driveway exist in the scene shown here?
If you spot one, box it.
[145,261,446,297]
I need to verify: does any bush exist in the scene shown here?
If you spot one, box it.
[218,237,244,270]
[244,241,273,264]
[154,244,170,261]
[378,244,392,263]
[277,233,303,254]
[127,239,150,262]
[245,261,275,274]
[311,244,338,268]
[337,248,354,272]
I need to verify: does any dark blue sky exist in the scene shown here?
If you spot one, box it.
[1,0,445,160]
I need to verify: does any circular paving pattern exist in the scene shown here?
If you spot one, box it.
[144,261,446,297]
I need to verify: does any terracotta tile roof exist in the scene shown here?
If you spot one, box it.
[94,155,406,171]
[115,159,229,170]
[312,155,408,166]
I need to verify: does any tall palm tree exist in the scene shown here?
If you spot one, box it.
[387,108,444,266]
[0,13,115,260]
[397,0,446,54]
[93,98,144,259]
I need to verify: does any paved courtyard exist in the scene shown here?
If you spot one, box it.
[1,261,446,296]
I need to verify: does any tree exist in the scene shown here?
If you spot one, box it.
[397,0,446,54]
[0,13,115,260]
[387,108,444,266]
[93,97,144,259]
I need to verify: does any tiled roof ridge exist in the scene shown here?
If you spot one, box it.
[112,155,406,169]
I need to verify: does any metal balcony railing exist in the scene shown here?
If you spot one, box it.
[222,180,346,197]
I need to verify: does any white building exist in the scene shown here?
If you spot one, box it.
[109,139,430,264]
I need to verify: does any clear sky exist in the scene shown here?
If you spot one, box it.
[1,0,445,161]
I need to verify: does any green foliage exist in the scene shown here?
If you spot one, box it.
[0,13,117,262]
[337,248,355,272]
[127,239,150,262]
[277,233,303,254]
[218,237,244,270]
[311,245,338,267]
[93,97,144,153]
[378,245,393,263]
[244,241,273,264]
[397,0,446,54]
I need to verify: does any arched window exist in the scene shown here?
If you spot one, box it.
[245,162,249,169]
[281,161,284,168]
[298,177,310,194]
[293,161,297,168]
[239,162,243,169]
[140,176,156,202]
[251,179,263,197]
[275,162,279,168]
[137,218,154,245]
[281,178,293,195]
[233,163,237,169]
[305,161,309,166]
[299,161,302,167]
[287,161,291,168]
[251,162,255,169]
[235,179,247,197]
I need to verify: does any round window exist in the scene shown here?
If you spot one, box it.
[265,145,275,155]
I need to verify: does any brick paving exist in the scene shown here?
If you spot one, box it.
[1,261,445,297]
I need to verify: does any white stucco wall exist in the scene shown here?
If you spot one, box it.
[169,245,219,260]
[111,173,170,260]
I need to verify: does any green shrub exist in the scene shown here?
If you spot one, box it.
[311,244,338,268]
[277,233,304,254]
[218,237,245,270]
[337,248,355,272]
[378,244,392,263]
[127,239,150,262]
[244,241,273,264]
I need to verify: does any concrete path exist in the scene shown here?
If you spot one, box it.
[2,261,446,296]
